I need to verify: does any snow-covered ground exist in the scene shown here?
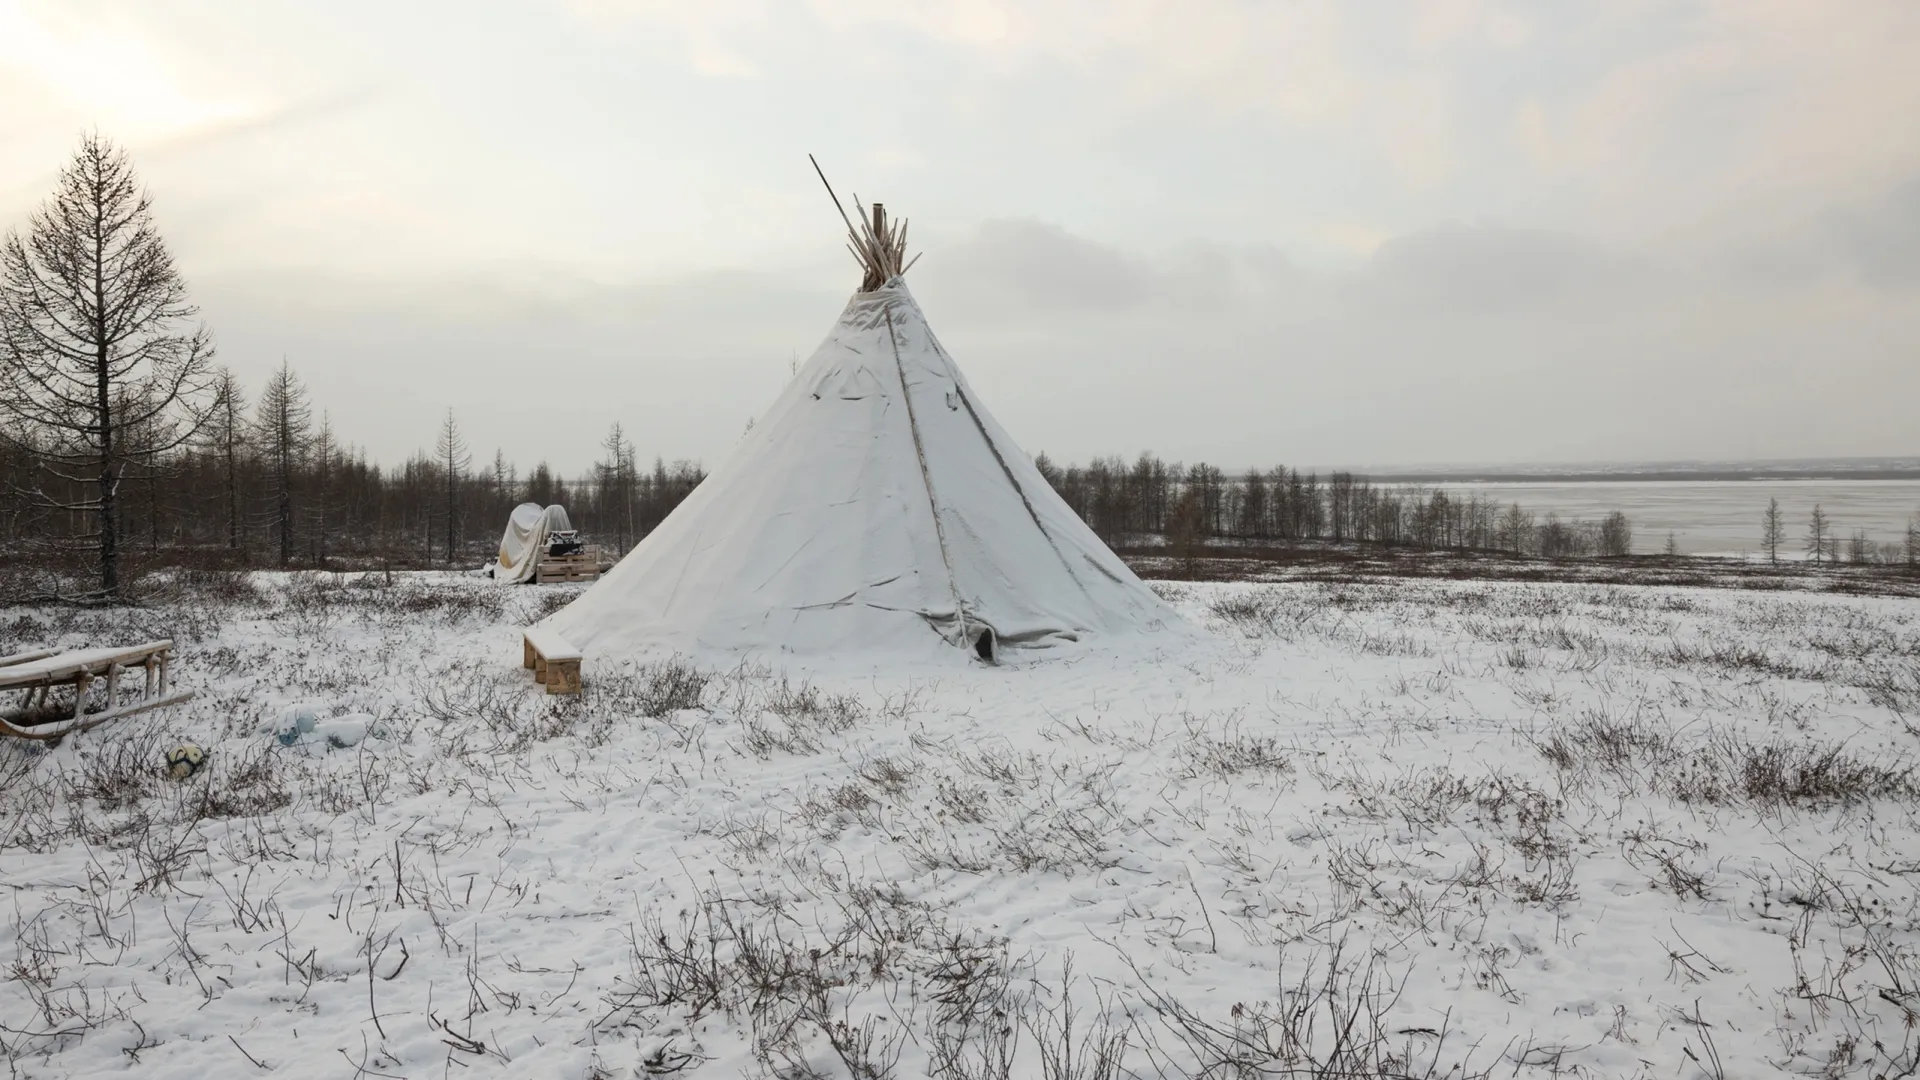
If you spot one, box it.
[4,571,1920,1078]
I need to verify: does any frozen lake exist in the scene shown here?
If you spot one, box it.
[1447,479,1920,555]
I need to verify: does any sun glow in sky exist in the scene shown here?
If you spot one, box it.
[0,4,260,143]
[2,0,1918,473]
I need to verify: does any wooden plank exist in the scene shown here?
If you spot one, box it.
[524,627,581,661]
[0,648,57,669]
[0,641,174,691]
[545,659,581,695]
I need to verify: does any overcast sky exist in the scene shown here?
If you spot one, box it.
[3,0,1917,475]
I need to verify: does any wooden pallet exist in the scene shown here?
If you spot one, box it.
[535,545,606,584]
[1,640,194,740]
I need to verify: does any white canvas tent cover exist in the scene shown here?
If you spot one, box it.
[544,278,1181,659]
[494,503,573,583]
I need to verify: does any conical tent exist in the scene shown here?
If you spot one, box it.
[544,203,1181,661]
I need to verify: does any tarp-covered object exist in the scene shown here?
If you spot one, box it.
[543,279,1183,660]
[494,504,574,583]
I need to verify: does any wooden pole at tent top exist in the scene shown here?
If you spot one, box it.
[809,155,915,291]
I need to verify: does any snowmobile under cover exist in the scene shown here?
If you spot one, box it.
[493,503,575,584]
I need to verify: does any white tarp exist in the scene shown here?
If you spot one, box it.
[494,504,573,583]
[543,279,1184,660]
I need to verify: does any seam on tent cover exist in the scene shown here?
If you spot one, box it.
[885,304,966,646]
[924,329,1097,610]
[756,534,819,592]
[794,598,926,615]
[1081,552,1126,585]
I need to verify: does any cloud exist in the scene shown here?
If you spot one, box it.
[545,1,1920,251]
[141,85,387,159]
[1826,176,1920,287]
[194,265,847,473]
[919,219,1150,314]
[1516,4,1920,239]
[915,219,1301,319]
[1714,173,1920,291]
[0,2,265,142]
[914,216,1918,470]
[6,1,1919,474]
[1353,223,1633,314]
[153,203,1920,479]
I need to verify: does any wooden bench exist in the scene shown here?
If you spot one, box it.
[522,627,582,694]
[0,640,195,740]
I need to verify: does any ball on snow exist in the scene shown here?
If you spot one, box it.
[165,744,206,780]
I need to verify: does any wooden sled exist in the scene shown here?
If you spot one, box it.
[0,640,194,740]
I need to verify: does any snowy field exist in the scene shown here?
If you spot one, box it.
[4,572,1920,1078]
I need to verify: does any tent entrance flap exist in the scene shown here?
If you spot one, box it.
[972,626,996,662]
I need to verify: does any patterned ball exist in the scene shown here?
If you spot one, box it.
[165,744,207,780]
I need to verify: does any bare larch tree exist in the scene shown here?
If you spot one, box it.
[0,132,215,596]
[307,412,338,563]
[1763,497,1785,564]
[436,409,469,564]
[1806,504,1830,564]
[255,359,311,566]
[597,422,636,555]
[207,366,248,551]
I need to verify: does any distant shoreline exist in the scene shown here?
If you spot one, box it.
[1355,469,1920,484]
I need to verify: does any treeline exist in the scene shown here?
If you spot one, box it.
[1034,453,1635,558]
[1767,498,1920,566]
[0,361,704,569]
